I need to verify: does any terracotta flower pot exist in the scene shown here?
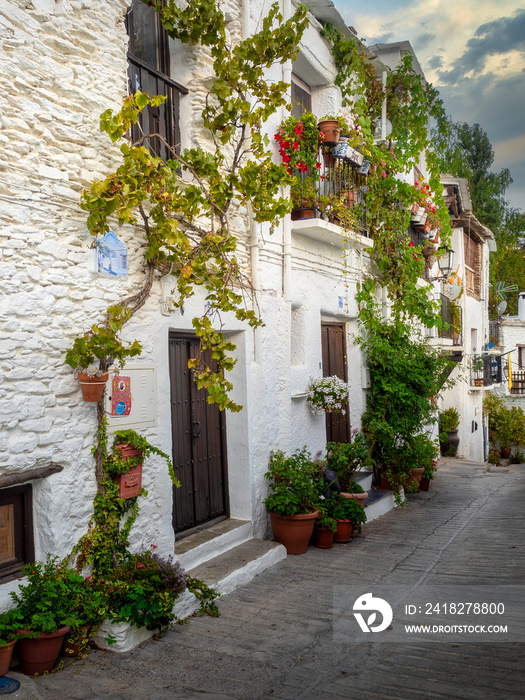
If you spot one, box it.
[63,625,92,659]
[18,626,70,676]
[419,477,431,492]
[0,640,16,676]
[113,444,143,499]
[78,372,109,402]
[269,509,318,555]
[334,519,353,543]
[341,491,368,502]
[291,207,315,221]
[406,467,425,491]
[318,120,340,145]
[314,526,335,549]
[501,447,511,459]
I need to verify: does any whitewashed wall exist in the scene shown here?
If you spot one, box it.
[0,0,376,606]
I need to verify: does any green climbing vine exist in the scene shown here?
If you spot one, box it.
[322,25,451,324]
[73,1,309,414]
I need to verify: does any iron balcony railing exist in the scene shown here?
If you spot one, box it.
[470,354,502,387]
[438,295,462,346]
[291,144,368,237]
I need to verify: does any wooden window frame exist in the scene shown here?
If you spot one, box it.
[463,230,482,299]
[125,1,188,161]
[0,484,34,582]
[291,74,312,120]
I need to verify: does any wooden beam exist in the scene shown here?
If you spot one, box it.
[0,463,63,489]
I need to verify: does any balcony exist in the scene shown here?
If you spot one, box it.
[438,295,462,346]
[510,371,525,395]
[470,354,502,388]
[291,145,368,239]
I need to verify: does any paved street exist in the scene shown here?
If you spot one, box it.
[9,459,525,700]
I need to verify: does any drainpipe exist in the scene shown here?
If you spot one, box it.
[381,70,387,141]
[282,0,292,302]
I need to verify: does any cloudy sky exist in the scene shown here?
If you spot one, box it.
[335,0,525,213]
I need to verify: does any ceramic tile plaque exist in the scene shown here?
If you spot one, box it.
[95,230,128,277]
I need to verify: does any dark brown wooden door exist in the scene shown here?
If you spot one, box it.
[321,322,351,443]
[169,334,229,533]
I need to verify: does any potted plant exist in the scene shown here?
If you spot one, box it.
[401,433,439,492]
[98,549,188,633]
[314,511,338,549]
[104,429,179,498]
[329,494,367,543]
[439,407,460,456]
[471,355,485,387]
[264,448,321,555]
[9,557,86,675]
[306,375,349,415]
[318,115,341,145]
[62,575,108,660]
[0,609,22,676]
[275,111,320,175]
[326,432,372,495]
[290,175,318,220]
[65,310,142,402]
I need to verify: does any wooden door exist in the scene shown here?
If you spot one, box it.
[169,334,229,534]
[321,322,351,443]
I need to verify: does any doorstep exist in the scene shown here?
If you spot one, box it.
[354,470,373,491]
[176,518,252,571]
[174,539,286,619]
[363,488,401,522]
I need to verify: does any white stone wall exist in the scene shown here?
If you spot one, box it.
[0,0,373,605]
[438,224,492,462]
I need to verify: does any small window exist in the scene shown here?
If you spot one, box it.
[0,485,34,582]
[291,75,312,119]
[126,1,187,161]
[518,346,525,369]
[464,231,482,298]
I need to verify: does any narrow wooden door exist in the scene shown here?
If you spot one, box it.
[169,334,229,534]
[321,322,351,443]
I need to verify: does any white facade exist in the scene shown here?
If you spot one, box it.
[0,0,494,610]
[431,177,496,462]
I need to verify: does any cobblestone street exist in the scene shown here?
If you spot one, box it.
[9,459,525,700]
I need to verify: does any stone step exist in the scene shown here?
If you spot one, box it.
[174,539,287,619]
[175,518,252,571]
[363,488,401,522]
[354,470,373,491]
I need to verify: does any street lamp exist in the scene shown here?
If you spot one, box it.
[431,245,455,281]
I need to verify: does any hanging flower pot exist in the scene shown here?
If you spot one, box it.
[78,372,109,402]
[113,444,143,499]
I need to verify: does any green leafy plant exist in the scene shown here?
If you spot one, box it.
[487,451,500,465]
[0,609,23,645]
[315,511,338,532]
[65,305,142,375]
[439,408,460,432]
[264,448,321,517]
[104,429,179,486]
[484,394,525,450]
[291,175,318,210]
[326,433,372,489]
[9,557,88,635]
[100,550,188,632]
[329,494,367,530]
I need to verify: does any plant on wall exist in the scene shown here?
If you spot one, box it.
[357,283,455,498]
[72,0,309,413]
[321,24,451,321]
